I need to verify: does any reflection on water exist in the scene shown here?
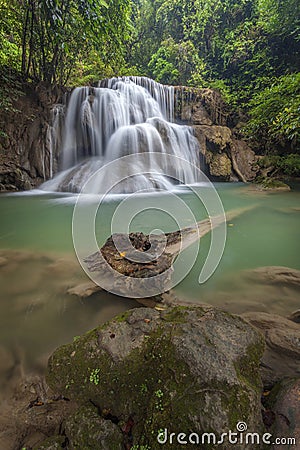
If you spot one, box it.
[0,183,299,397]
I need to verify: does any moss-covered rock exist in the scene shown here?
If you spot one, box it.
[47,306,265,449]
[255,178,291,191]
[64,405,123,449]
[33,435,66,450]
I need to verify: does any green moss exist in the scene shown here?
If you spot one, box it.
[113,309,133,323]
[89,368,101,385]
[235,340,265,391]
[46,328,112,401]
[255,177,291,191]
[162,305,205,323]
[64,405,123,449]
[46,306,265,449]
[33,435,65,449]
[162,305,189,322]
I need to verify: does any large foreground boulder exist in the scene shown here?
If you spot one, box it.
[47,306,265,449]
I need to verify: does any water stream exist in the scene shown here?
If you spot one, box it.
[0,77,299,399]
[0,184,299,398]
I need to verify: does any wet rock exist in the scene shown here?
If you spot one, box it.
[0,162,36,191]
[193,125,235,180]
[241,312,300,387]
[47,305,265,449]
[67,281,102,297]
[0,375,77,450]
[192,104,213,125]
[264,379,300,449]
[174,86,226,125]
[64,405,123,450]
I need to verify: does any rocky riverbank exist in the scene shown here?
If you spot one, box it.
[0,299,299,450]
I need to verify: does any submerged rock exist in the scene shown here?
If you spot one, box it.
[47,305,265,449]
[243,266,300,288]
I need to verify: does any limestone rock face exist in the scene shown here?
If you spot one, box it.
[181,103,213,125]
[230,139,257,181]
[47,305,265,449]
[208,152,232,179]
[193,125,233,179]
[0,82,65,191]
[175,86,258,182]
[175,87,228,126]
[194,124,232,151]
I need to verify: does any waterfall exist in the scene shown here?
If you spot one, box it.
[42,77,202,194]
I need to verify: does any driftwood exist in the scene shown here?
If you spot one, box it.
[68,205,254,302]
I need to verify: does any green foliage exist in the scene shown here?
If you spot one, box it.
[245,73,300,151]
[126,0,299,153]
[148,38,205,85]
[0,0,22,71]
[258,154,300,177]
[0,0,299,155]
[0,0,132,85]
[148,38,179,84]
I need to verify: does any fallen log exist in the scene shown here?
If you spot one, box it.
[68,205,255,301]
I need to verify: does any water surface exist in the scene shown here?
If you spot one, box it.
[0,183,299,397]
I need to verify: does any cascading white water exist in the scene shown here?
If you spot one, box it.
[42,77,202,194]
